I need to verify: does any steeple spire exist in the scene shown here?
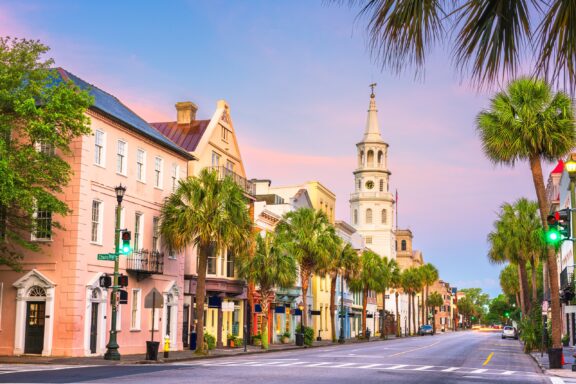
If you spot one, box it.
[363,83,383,142]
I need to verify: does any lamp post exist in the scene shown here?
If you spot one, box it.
[296,303,304,346]
[565,155,576,366]
[339,273,345,343]
[104,184,126,360]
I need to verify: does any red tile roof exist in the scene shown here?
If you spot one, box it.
[149,120,210,152]
[552,160,565,174]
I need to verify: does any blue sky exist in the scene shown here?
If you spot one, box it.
[1,0,552,297]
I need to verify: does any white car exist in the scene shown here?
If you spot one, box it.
[502,326,518,340]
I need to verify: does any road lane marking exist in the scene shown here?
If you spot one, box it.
[331,363,357,368]
[413,366,433,371]
[442,367,459,372]
[275,361,306,366]
[384,364,409,369]
[388,341,441,357]
[358,364,382,369]
[549,378,566,384]
[501,371,515,375]
[483,352,494,366]
[305,362,332,367]
[471,368,488,374]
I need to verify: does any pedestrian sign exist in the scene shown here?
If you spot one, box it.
[97,253,118,261]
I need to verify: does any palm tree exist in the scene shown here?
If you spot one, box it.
[160,168,252,354]
[325,240,360,342]
[420,263,439,325]
[237,232,297,349]
[275,208,336,328]
[334,1,576,91]
[500,264,521,307]
[350,250,383,338]
[477,77,575,348]
[487,201,531,316]
[401,267,420,335]
[427,292,444,334]
[389,263,402,337]
[380,257,399,338]
[413,267,425,331]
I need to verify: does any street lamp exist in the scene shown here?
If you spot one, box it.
[339,274,345,344]
[104,184,126,360]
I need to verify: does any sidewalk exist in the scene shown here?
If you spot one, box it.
[531,346,576,379]
[0,336,394,366]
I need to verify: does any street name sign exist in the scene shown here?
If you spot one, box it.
[97,253,118,261]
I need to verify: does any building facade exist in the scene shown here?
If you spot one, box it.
[0,69,194,356]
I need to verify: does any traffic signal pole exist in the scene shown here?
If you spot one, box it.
[104,193,123,360]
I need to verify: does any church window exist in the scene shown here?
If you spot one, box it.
[359,151,364,167]
[358,180,361,190]
[379,179,384,192]
[401,240,407,251]
[378,150,384,166]
[354,209,358,225]
[367,150,374,167]
[381,209,387,224]
[366,209,372,224]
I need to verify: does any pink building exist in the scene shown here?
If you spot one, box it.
[0,69,194,357]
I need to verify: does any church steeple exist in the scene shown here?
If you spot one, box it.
[363,83,384,142]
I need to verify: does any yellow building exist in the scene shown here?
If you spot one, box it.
[151,100,253,348]
[268,181,336,340]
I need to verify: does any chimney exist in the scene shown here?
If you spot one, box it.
[175,101,197,124]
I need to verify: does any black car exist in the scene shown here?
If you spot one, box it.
[418,324,434,336]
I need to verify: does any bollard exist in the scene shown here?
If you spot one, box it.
[164,336,170,358]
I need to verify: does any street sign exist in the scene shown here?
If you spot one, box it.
[144,288,164,309]
[97,253,118,261]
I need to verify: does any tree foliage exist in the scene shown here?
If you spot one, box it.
[0,37,92,270]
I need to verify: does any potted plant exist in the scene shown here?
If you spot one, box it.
[562,334,569,347]
[227,334,235,348]
[280,331,291,344]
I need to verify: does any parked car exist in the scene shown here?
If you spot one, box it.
[501,326,518,340]
[418,324,434,336]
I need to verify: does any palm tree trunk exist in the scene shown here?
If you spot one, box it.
[530,155,561,349]
[432,307,436,334]
[531,255,538,305]
[381,288,386,338]
[362,287,368,337]
[515,293,520,308]
[195,244,209,354]
[330,272,337,342]
[412,293,416,335]
[260,296,270,350]
[395,292,400,337]
[517,262,529,315]
[407,292,412,335]
[423,285,428,325]
[301,268,311,328]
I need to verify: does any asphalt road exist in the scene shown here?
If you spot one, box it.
[0,331,555,384]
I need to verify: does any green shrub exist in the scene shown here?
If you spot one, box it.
[204,332,216,350]
[282,331,291,339]
[518,308,546,353]
[296,325,314,346]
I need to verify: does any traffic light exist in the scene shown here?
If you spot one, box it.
[556,208,571,239]
[99,274,112,288]
[504,311,510,318]
[118,274,129,287]
[546,213,561,244]
[120,231,132,255]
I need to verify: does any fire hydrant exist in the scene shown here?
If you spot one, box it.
[163,336,170,358]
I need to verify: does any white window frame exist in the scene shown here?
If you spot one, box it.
[94,130,106,167]
[211,151,220,168]
[90,200,103,245]
[131,288,141,331]
[171,163,179,192]
[134,212,143,251]
[116,140,128,176]
[136,149,146,183]
[31,208,52,241]
[152,217,160,252]
[154,157,163,189]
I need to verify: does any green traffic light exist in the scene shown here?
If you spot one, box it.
[121,244,131,254]
[546,229,561,243]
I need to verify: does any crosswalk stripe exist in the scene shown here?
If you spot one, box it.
[384,364,409,370]
[275,362,307,367]
[470,369,487,374]
[331,363,356,368]
[413,366,433,371]
[358,364,382,369]
[442,367,459,372]
[305,362,332,367]
[501,371,515,375]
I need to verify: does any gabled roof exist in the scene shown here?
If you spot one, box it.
[55,68,194,160]
[552,160,565,174]
[150,120,210,152]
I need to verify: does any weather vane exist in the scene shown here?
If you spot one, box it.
[370,83,377,97]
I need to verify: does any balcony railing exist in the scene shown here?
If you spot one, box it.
[126,249,164,275]
[560,266,574,290]
[207,166,255,196]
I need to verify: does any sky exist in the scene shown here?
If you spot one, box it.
[1,0,555,298]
